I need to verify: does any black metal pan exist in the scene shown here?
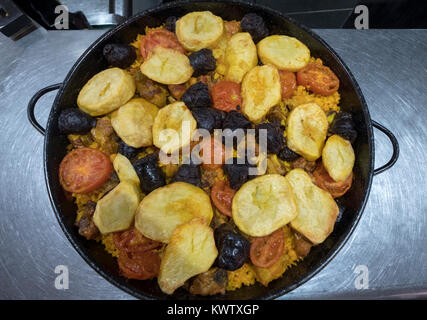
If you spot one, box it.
[27,0,399,299]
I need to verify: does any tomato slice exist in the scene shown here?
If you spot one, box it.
[199,137,225,171]
[278,70,297,99]
[211,180,236,217]
[297,62,339,96]
[211,81,242,112]
[313,162,353,198]
[59,147,113,194]
[250,229,285,268]
[140,28,186,60]
[113,227,161,254]
[117,250,161,280]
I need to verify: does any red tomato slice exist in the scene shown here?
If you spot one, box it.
[59,147,113,194]
[140,28,186,60]
[279,70,297,99]
[211,180,236,217]
[297,62,340,96]
[211,81,242,112]
[313,162,353,198]
[250,229,285,268]
[117,250,160,280]
[113,227,161,254]
[199,137,225,171]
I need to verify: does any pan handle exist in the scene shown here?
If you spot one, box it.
[372,120,399,175]
[27,83,62,136]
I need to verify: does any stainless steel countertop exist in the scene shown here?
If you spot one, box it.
[0,28,426,300]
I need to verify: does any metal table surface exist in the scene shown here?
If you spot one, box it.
[0,28,426,300]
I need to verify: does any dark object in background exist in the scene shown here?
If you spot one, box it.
[58,108,96,134]
[13,0,91,30]
[172,163,202,187]
[344,0,427,28]
[240,12,269,43]
[0,0,38,40]
[133,152,165,193]
[188,49,216,77]
[181,82,212,109]
[191,107,225,133]
[214,224,250,271]
[103,43,136,68]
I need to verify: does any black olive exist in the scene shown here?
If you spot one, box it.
[165,16,177,33]
[133,153,165,193]
[191,107,226,132]
[240,13,269,43]
[214,224,250,271]
[329,112,358,144]
[189,49,216,77]
[172,163,202,187]
[181,82,212,109]
[255,122,285,154]
[58,108,96,134]
[223,158,254,190]
[103,43,136,69]
[118,139,143,161]
[278,145,300,162]
[222,110,252,132]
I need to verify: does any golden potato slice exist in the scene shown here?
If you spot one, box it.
[257,35,310,71]
[135,182,213,243]
[232,174,297,237]
[158,218,218,295]
[286,169,339,244]
[77,67,135,116]
[176,11,224,51]
[140,47,193,85]
[241,65,281,122]
[93,181,141,234]
[113,153,140,186]
[152,101,197,154]
[111,98,159,148]
[286,103,328,161]
[322,134,355,182]
[224,32,258,83]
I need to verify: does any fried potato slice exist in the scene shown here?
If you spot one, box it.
[158,218,218,295]
[140,47,193,85]
[286,169,339,244]
[257,35,310,72]
[152,101,197,154]
[224,32,258,83]
[113,153,140,186]
[77,67,135,116]
[111,98,159,148]
[135,182,213,243]
[232,174,297,237]
[286,103,328,161]
[176,11,224,51]
[241,65,281,122]
[322,134,355,182]
[93,181,141,234]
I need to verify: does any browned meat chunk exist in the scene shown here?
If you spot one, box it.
[292,157,317,173]
[75,201,99,240]
[189,268,228,296]
[293,232,313,258]
[90,117,118,156]
[136,74,168,107]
